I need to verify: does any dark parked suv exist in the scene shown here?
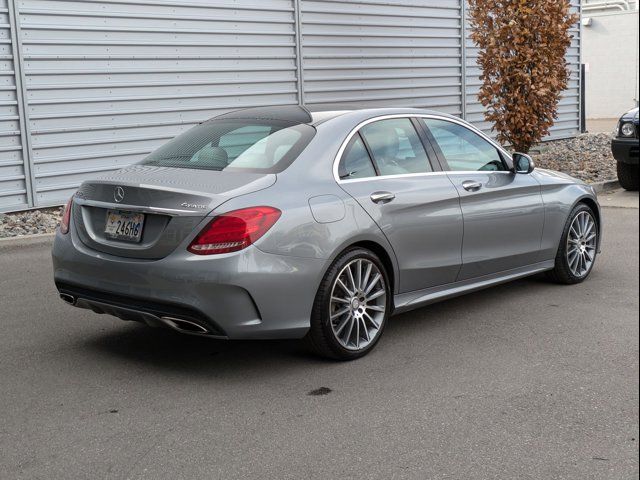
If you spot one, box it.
[611,107,639,191]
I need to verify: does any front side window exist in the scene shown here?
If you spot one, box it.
[360,118,433,176]
[423,119,506,172]
[139,119,315,173]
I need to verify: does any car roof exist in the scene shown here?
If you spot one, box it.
[310,107,459,125]
[207,106,457,127]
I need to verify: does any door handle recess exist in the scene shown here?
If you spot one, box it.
[370,191,395,204]
[462,180,483,192]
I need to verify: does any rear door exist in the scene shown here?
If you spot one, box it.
[336,117,463,293]
[421,117,545,280]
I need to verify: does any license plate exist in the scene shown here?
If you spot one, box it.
[105,210,145,243]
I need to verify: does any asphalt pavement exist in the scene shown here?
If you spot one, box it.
[1,195,638,480]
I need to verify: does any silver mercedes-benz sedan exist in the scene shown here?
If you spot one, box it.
[52,106,602,359]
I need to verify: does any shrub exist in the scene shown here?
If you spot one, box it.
[468,0,578,153]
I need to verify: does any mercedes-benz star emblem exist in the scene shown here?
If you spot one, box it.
[114,186,125,203]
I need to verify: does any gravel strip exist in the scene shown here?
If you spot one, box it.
[0,134,617,239]
[530,132,616,184]
[0,207,63,239]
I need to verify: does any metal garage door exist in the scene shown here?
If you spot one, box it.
[12,0,299,208]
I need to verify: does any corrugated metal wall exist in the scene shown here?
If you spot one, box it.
[15,0,299,208]
[299,0,462,114]
[0,0,582,213]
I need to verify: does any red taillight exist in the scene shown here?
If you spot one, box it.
[60,196,73,234]
[188,206,281,255]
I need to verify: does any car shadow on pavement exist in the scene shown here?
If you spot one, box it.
[80,273,557,376]
[83,324,324,375]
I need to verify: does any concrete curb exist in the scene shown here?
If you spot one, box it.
[0,232,55,249]
[590,179,620,193]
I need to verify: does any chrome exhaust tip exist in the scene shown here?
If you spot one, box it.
[60,293,76,306]
[160,316,210,335]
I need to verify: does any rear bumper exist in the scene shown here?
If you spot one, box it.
[52,227,327,339]
[56,282,229,337]
[611,137,639,165]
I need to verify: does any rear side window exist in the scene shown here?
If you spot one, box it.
[338,135,377,180]
[360,118,433,176]
[139,119,315,173]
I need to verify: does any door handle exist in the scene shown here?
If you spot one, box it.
[462,180,483,192]
[370,191,396,204]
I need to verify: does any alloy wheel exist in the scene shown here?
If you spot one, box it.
[566,211,597,277]
[329,258,387,351]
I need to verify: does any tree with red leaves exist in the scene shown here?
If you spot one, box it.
[468,0,578,153]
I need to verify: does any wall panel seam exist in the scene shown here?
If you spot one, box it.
[7,0,35,207]
[293,0,305,105]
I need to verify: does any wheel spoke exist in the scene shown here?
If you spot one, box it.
[345,264,356,292]
[355,259,363,290]
[342,316,354,345]
[361,318,370,342]
[331,296,350,305]
[367,288,385,301]
[364,273,381,295]
[584,221,594,237]
[568,251,580,269]
[330,307,350,320]
[337,278,353,296]
[366,305,385,312]
[361,262,372,292]
[334,314,351,335]
[570,225,580,240]
[354,317,360,349]
[363,311,380,329]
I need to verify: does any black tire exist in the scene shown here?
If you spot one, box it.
[546,203,598,285]
[617,162,639,191]
[305,248,391,360]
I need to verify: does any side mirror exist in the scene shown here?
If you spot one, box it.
[512,153,535,174]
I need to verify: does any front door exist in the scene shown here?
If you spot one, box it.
[336,117,463,293]
[421,118,545,281]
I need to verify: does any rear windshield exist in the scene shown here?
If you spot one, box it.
[139,119,316,173]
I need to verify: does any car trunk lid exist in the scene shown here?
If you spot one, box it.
[72,165,276,259]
